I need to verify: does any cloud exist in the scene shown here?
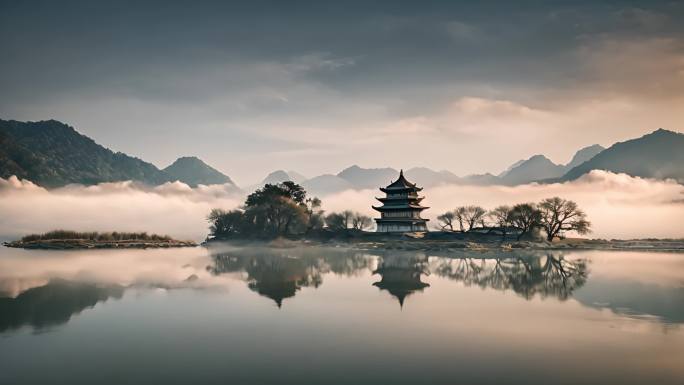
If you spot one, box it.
[0,176,241,241]
[1,3,683,184]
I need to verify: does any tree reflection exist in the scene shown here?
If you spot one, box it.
[0,279,124,332]
[208,247,374,307]
[433,254,588,300]
[208,247,588,306]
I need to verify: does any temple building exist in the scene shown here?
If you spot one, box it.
[373,170,429,232]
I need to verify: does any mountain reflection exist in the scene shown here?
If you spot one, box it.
[0,279,124,332]
[433,254,588,301]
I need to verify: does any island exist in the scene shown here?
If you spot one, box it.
[3,230,197,250]
[204,176,684,253]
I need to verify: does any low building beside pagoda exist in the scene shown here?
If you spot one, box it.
[372,170,429,232]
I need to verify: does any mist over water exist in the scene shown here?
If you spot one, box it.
[1,170,683,240]
[0,177,241,241]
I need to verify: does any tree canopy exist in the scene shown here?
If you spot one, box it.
[208,181,322,239]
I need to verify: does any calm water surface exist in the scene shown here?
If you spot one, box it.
[1,244,683,385]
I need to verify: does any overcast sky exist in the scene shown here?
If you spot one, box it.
[1,0,683,185]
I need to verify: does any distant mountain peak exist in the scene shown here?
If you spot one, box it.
[561,128,684,183]
[163,156,235,188]
[500,154,565,185]
[645,127,680,138]
[565,144,605,170]
[337,165,398,189]
[174,155,201,162]
[261,170,292,185]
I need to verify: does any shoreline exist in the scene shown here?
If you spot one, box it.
[204,234,684,253]
[4,234,682,252]
[3,239,198,250]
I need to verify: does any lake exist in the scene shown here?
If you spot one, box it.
[1,244,683,385]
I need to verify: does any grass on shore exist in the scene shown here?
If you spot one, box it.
[20,230,174,242]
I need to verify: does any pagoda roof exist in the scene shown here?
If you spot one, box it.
[374,218,430,223]
[372,203,429,211]
[382,169,421,190]
[376,196,425,203]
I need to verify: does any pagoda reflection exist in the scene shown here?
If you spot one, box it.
[373,253,430,307]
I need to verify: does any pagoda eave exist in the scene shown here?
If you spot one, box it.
[380,187,423,193]
[376,196,425,203]
[372,205,429,211]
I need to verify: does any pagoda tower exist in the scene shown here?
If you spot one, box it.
[373,170,429,232]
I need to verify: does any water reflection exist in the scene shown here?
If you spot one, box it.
[372,253,430,307]
[1,246,683,385]
[0,279,124,332]
[0,246,681,330]
[575,279,684,324]
[207,247,589,306]
[208,247,374,307]
[432,254,588,301]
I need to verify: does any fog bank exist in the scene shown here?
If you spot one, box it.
[0,177,241,241]
[322,171,684,239]
[1,171,683,241]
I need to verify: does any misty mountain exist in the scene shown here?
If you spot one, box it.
[301,174,354,196]
[337,165,398,189]
[0,119,170,187]
[404,167,461,187]
[460,173,501,186]
[500,155,567,185]
[247,170,307,193]
[286,171,308,183]
[163,156,236,188]
[497,159,525,177]
[261,170,293,185]
[565,144,605,170]
[496,144,605,186]
[561,129,684,183]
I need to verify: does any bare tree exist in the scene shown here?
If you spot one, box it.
[453,207,467,232]
[351,213,373,230]
[510,203,542,240]
[538,197,591,241]
[325,210,356,231]
[340,210,354,229]
[488,205,513,240]
[437,211,456,231]
[461,206,487,231]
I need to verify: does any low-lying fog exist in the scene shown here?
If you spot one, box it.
[1,170,683,241]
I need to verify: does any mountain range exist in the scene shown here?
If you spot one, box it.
[1,118,682,193]
[0,119,238,189]
[559,129,684,183]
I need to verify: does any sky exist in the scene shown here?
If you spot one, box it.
[1,0,684,186]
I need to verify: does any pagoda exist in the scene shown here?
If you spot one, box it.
[372,170,429,232]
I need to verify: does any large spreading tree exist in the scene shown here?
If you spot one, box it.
[538,197,591,241]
